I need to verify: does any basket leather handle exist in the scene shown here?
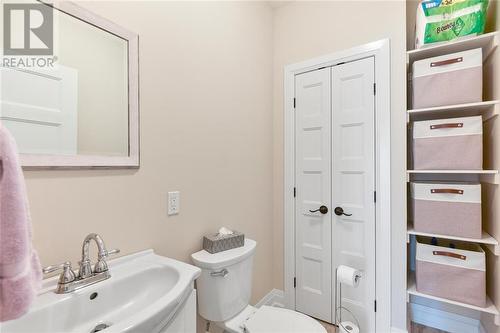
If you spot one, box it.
[430,122,463,130]
[433,251,466,260]
[430,57,463,67]
[431,189,464,194]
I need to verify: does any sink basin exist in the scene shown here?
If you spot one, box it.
[1,250,201,333]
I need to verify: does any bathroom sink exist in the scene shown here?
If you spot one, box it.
[1,250,200,333]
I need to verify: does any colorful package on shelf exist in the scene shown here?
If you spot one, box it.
[415,0,489,49]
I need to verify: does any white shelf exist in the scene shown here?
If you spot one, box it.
[407,274,500,325]
[407,169,498,174]
[407,100,499,123]
[406,170,499,184]
[407,227,499,255]
[407,31,498,64]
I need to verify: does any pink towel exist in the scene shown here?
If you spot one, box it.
[0,122,42,322]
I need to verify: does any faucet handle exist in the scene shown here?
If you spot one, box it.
[42,262,76,284]
[94,249,120,273]
[105,248,120,256]
[43,261,71,274]
[97,248,120,259]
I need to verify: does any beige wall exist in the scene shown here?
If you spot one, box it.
[271,1,408,329]
[24,2,274,332]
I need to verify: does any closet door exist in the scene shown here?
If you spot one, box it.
[331,57,376,332]
[294,67,333,322]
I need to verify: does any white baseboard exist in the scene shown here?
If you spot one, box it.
[410,303,482,333]
[391,327,408,333]
[255,289,285,308]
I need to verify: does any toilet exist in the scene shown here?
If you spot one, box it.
[191,238,327,333]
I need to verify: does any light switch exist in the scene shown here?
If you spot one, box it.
[168,191,180,216]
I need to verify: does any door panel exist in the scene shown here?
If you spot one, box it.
[0,66,77,155]
[332,57,375,332]
[295,68,332,322]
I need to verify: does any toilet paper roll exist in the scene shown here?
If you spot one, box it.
[337,265,361,287]
[339,321,360,333]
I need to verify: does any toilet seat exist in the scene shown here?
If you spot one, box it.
[242,306,327,333]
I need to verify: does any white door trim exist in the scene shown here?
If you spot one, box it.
[283,39,391,332]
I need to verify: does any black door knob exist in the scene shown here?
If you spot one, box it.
[334,207,352,216]
[309,205,328,214]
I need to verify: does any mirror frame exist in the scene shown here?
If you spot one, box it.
[19,0,139,169]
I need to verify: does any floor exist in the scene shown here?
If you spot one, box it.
[316,320,448,333]
[318,320,336,333]
[410,322,448,333]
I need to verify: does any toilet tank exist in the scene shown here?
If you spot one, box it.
[191,239,257,322]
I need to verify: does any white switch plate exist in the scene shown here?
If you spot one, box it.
[168,191,180,216]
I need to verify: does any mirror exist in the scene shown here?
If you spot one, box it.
[0,1,139,168]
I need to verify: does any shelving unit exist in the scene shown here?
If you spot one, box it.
[407,274,500,325]
[405,24,500,328]
[406,227,499,255]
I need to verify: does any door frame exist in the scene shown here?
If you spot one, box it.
[283,39,391,332]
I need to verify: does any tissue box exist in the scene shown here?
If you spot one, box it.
[203,231,245,254]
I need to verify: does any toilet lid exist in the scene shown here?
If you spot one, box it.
[243,306,327,333]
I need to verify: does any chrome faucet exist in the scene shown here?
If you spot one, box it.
[79,233,119,278]
[42,233,119,294]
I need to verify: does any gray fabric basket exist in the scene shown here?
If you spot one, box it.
[203,231,245,254]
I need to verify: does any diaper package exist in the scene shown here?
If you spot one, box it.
[415,0,489,49]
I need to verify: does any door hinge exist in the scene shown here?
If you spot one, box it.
[293,98,296,109]
[373,83,376,95]
[294,187,296,197]
[294,277,296,288]
[374,191,376,203]
[374,300,377,312]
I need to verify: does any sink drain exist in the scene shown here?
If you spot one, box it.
[90,322,111,333]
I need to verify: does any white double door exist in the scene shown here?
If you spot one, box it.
[294,57,376,331]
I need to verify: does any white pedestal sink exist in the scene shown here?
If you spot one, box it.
[1,250,201,333]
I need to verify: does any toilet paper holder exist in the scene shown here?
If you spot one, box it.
[335,266,361,333]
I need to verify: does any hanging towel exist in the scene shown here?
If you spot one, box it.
[0,122,42,321]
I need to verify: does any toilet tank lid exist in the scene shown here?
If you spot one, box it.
[191,238,257,269]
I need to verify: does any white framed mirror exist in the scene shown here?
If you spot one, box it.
[0,0,139,169]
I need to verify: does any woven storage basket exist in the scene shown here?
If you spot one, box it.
[203,231,244,254]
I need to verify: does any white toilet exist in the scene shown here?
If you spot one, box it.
[191,238,327,333]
